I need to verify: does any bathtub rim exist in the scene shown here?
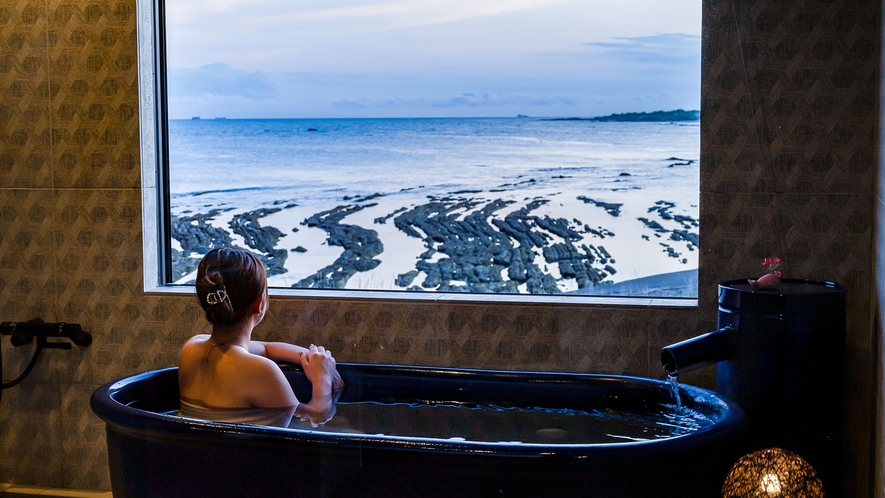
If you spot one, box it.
[91,364,745,460]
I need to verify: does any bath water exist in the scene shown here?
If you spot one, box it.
[288,401,714,443]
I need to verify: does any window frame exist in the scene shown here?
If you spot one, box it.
[136,0,698,308]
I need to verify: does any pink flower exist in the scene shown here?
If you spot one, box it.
[760,257,784,278]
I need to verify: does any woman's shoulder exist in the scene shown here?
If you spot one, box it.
[229,348,298,408]
[179,334,210,363]
[234,348,285,378]
[183,334,211,347]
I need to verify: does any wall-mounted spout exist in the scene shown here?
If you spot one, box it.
[660,326,737,376]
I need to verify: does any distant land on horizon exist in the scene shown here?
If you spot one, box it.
[182,110,701,121]
[544,109,700,122]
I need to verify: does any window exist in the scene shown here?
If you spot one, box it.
[140,0,701,300]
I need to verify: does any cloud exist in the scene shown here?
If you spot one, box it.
[167,63,275,99]
[333,91,582,110]
[251,0,568,29]
[586,33,701,65]
[332,97,428,110]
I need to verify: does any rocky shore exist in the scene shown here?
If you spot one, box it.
[170,191,698,295]
[171,205,295,281]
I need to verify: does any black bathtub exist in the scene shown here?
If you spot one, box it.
[91,363,745,498]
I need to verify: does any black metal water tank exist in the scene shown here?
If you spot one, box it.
[717,278,845,492]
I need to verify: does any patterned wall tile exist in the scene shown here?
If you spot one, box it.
[0,189,58,384]
[76,295,202,384]
[51,188,146,384]
[60,383,109,490]
[574,307,650,376]
[701,0,878,195]
[0,0,52,188]
[0,382,63,487]
[48,0,140,189]
[430,303,663,375]
[292,301,441,366]
[699,191,872,285]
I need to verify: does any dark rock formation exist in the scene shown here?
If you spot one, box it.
[640,201,699,254]
[395,198,522,293]
[170,209,236,281]
[229,208,288,276]
[535,216,582,241]
[395,270,419,287]
[171,209,234,255]
[660,243,682,259]
[344,193,385,202]
[670,230,699,248]
[292,204,384,289]
[585,226,615,238]
[390,197,612,294]
[541,243,609,289]
[638,217,668,232]
[374,206,406,225]
[578,196,622,217]
[648,201,699,229]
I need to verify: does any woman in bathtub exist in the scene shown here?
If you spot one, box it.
[178,247,341,428]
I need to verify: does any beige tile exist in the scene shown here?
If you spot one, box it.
[59,384,109,490]
[0,1,52,189]
[0,384,64,487]
[47,0,140,189]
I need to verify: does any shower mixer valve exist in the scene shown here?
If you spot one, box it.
[0,318,92,349]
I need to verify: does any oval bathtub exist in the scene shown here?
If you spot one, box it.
[91,363,745,498]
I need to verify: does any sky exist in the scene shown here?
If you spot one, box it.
[164,0,701,119]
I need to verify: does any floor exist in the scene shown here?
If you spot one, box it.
[0,484,110,498]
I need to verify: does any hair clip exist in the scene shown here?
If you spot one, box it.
[206,289,228,305]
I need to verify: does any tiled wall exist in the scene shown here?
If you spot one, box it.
[0,0,879,495]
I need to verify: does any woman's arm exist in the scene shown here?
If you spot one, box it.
[250,340,344,396]
[249,340,309,365]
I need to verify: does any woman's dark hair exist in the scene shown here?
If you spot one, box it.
[195,247,267,327]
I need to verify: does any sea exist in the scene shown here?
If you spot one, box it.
[168,117,700,294]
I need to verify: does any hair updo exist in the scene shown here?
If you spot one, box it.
[195,247,267,327]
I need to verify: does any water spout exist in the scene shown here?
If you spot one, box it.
[660,326,737,376]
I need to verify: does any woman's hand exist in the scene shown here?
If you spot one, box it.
[304,401,337,427]
[331,368,345,400]
[295,344,340,426]
[302,344,335,394]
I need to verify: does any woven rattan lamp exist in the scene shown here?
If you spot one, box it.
[721,448,824,497]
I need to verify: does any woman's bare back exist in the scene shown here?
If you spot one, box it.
[179,334,298,410]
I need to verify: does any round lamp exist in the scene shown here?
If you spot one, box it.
[721,447,824,497]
